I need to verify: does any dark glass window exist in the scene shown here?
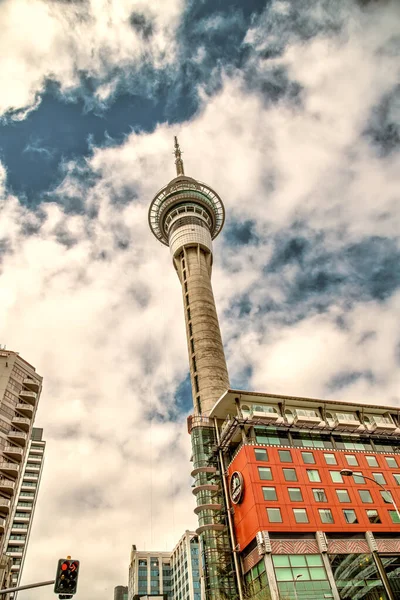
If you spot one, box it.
[329,553,387,600]
[283,468,297,482]
[262,487,277,501]
[293,508,308,523]
[278,450,292,463]
[292,431,333,449]
[254,448,268,462]
[301,452,315,464]
[266,507,282,523]
[255,426,290,446]
[366,510,381,524]
[258,467,273,481]
[288,487,303,502]
[343,509,358,524]
[319,509,334,523]
[334,435,373,451]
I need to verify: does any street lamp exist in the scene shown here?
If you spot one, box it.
[293,574,302,600]
[340,469,400,520]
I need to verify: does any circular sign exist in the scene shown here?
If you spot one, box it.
[230,471,244,505]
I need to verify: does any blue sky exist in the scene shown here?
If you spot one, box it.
[0,0,399,598]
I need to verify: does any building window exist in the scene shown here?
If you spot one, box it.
[244,560,267,596]
[380,490,394,504]
[185,294,190,306]
[319,509,334,523]
[307,469,321,482]
[254,448,268,462]
[367,509,381,524]
[366,456,379,467]
[330,471,343,483]
[278,450,292,463]
[336,490,351,503]
[187,308,191,321]
[313,488,327,502]
[292,432,333,449]
[272,554,329,596]
[358,490,373,503]
[258,467,273,481]
[345,454,358,466]
[323,453,337,465]
[343,509,358,524]
[301,452,315,464]
[372,473,386,485]
[192,356,197,373]
[262,487,277,501]
[196,396,202,414]
[283,468,297,482]
[393,474,400,485]
[389,510,400,524]
[266,508,282,523]
[329,554,387,599]
[194,376,199,394]
[184,282,188,293]
[190,339,195,354]
[288,487,303,502]
[255,427,290,446]
[353,471,365,484]
[385,457,398,468]
[293,508,308,523]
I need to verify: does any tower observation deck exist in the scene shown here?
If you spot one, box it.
[149,137,230,416]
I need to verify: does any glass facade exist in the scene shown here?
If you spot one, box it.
[329,553,388,600]
[273,554,333,599]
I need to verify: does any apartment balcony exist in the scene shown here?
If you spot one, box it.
[0,479,15,494]
[10,565,20,572]
[11,417,30,432]
[368,416,397,434]
[29,447,43,455]
[11,526,28,535]
[24,474,39,482]
[0,498,11,515]
[8,538,26,546]
[334,415,364,431]
[19,389,37,406]
[13,515,29,523]
[0,462,19,478]
[16,504,32,512]
[3,446,23,462]
[7,430,27,447]
[250,405,284,424]
[22,378,40,393]
[15,403,33,419]
[6,551,23,558]
[0,518,6,534]
[293,410,323,427]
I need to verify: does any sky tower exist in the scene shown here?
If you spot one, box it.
[149,139,238,600]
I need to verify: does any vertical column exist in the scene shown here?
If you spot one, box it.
[176,246,229,415]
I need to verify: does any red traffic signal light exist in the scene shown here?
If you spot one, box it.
[54,558,80,595]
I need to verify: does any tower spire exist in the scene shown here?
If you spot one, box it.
[174,136,184,176]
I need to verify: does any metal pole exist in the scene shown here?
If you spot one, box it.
[293,574,302,600]
[0,579,55,595]
[213,417,244,600]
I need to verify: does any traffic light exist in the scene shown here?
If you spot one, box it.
[54,558,80,596]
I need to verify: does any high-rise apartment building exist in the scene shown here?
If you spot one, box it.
[128,532,200,600]
[149,140,400,600]
[114,585,129,600]
[0,351,42,589]
[7,427,45,595]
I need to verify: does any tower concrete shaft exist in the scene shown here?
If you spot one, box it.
[149,139,229,415]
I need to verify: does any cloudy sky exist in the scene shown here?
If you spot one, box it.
[0,0,399,597]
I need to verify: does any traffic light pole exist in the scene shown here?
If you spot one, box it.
[0,579,55,595]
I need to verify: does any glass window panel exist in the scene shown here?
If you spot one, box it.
[324,453,337,465]
[389,510,400,524]
[353,471,365,484]
[330,471,343,483]
[343,509,358,524]
[386,457,398,468]
[258,467,273,480]
[373,472,387,485]
[279,450,292,463]
[358,490,373,503]
[306,555,323,567]
[336,489,351,503]
[301,452,315,464]
[283,468,297,481]
[267,508,282,523]
[293,508,309,523]
[255,427,290,446]
[393,474,400,485]
[345,454,358,466]
[289,555,307,567]
[313,488,327,502]
[254,448,268,462]
[380,490,393,504]
[292,568,310,580]
[366,456,379,467]
[262,487,277,501]
[366,509,381,524]
[275,568,292,581]
[288,487,303,502]
[309,567,328,580]
[319,509,334,523]
[272,556,290,567]
[307,469,321,482]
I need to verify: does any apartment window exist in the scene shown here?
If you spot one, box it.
[330,471,343,483]
[366,456,379,467]
[258,467,273,481]
[301,452,315,464]
[319,509,334,524]
[279,450,292,463]
[393,474,400,485]
[192,356,197,373]
[353,471,365,484]
[373,473,386,485]
[194,375,199,394]
[386,457,398,469]
[345,454,358,466]
[196,396,202,414]
[336,490,351,503]
[367,509,381,524]
[273,555,328,589]
[293,508,308,523]
[389,511,400,524]
[254,448,268,462]
[380,490,393,504]
[358,490,373,503]
[292,432,333,449]
[288,487,303,502]
[255,427,290,446]
[313,488,327,502]
[185,294,190,306]
[307,469,321,482]
[187,308,191,321]
[262,487,277,501]
[189,323,193,337]
[324,453,337,465]
[283,468,297,482]
[343,509,358,524]
[266,508,282,523]
[190,339,195,354]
